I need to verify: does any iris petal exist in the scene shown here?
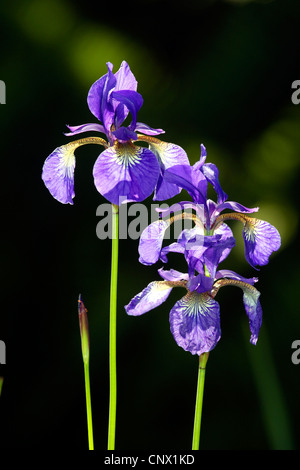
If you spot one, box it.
[125,281,174,316]
[93,142,160,205]
[138,219,170,265]
[170,291,221,355]
[146,141,189,201]
[87,62,116,126]
[42,144,76,204]
[241,284,263,345]
[243,218,281,267]
[64,123,105,136]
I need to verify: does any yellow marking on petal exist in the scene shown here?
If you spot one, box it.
[114,141,143,167]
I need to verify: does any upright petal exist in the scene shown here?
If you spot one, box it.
[243,217,281,268]
[125,281,174,316]
[42,144,77,204]
[170,291,221,355]
[163,164,208,205]
[114,60,138,93]
[87,62,116,125]
[93,142,160,205]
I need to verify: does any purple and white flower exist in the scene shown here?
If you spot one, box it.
[42,61,188,205]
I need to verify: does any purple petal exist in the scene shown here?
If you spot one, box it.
[158,268,189,282]
[64,123,105,136]
[87,62,116,126]
[201,163,228,204]
[212,201,259,222]
[215,269,259,286]
[112,126,137,142]
[241,284,263,345]
[163,164,208,205]
[135,122,165,136]
[170,292,221,355]
[243,218,281,267]
[42,144,76,204]
[110,90,143,130]
[114,60,138,92]
[148,142,190,201]
[138,220,170,265]
[93,144,160,205]
[125,281,173,316]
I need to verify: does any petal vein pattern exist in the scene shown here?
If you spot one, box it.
[170,292,221,355]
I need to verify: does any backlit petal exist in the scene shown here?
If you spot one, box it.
[42,144,76,204]
[170,292,221,355]
[93,143,160,205]
[64,123,105,136]
[147,141,189,201]
[243,218,281,267]
[241,284,263,345]
[138,220,170,265]
[125,281,173,316]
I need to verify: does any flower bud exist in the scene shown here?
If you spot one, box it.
[78,294,90,365]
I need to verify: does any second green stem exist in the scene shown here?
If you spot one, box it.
[192,352,209,450]
[107,204,119,450]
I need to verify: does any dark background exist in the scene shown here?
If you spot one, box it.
[0,0,299,450]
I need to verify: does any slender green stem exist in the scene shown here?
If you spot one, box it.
[192,352,209,450]
[84,362,94,450]
[107,204,119,450]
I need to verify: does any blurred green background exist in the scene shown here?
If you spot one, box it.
[0,0,299,450]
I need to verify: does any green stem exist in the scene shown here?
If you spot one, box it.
[192,352,209,450]
[84,362,94,450]
[107,204,119,450]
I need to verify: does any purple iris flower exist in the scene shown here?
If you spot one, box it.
[138,144,281,268]
[42,61,188,205]
[125,235,263,355]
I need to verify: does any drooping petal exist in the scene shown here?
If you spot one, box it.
[211,278,262,345]
[93,142,160,205]
[64,123,106,136]
[241,283,263,345]
[146,141,189,201]
[42,144,77,204]
[243,217,281,268]
[135,122,165,136]
[125,281,173,316]
[138,219,170,265]
[170,291,221,355]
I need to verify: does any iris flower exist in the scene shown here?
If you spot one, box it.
[42,61,188,205]
[138,144,281,269]
[125,234,263,355]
